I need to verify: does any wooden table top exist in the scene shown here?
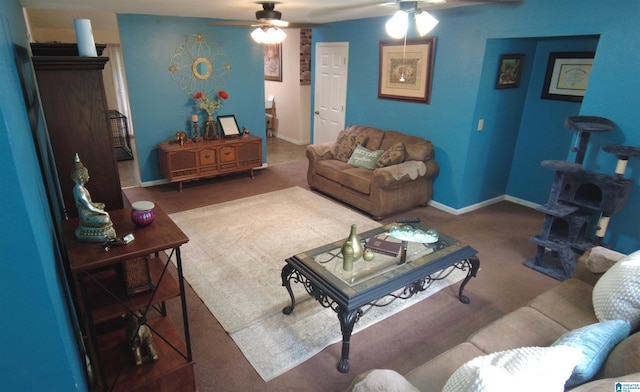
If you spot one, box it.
[62,205,188,273]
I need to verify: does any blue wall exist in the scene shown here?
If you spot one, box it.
[117,14,266,183]
[508,36,599,204]
[310,0,639,253]
[0,0,87,389]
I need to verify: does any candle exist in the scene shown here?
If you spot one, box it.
[74,19,97,57]
[191,114,198,122]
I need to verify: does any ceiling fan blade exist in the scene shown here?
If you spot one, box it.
[310,0,448,21]
[208,20,257,27]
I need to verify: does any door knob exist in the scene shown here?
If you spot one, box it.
[314,111,320,115]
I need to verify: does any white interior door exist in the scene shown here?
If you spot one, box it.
[313,42,348,144]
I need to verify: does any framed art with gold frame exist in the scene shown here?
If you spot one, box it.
[378,37,436,104]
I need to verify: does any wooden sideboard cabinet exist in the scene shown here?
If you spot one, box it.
[158,135,262,191]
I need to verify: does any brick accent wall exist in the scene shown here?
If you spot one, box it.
[300,29,312,86]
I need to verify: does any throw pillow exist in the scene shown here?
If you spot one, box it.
[551,319,631,387]
[442,346,582,392]
[592,250,640,330]
[334,131,369,162]
[376,143,406,168]
[347,369,418,392]
[347,145,384,170]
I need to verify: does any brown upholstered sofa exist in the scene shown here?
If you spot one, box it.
[306,125,439,219]
[349,248,640,391]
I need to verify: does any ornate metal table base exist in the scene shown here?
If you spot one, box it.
[281,256,480,373]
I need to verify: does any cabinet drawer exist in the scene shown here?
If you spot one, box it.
[168,150,197,179]
[199,148,217,165]
[220,146,236,163]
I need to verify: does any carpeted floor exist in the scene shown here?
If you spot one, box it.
[123,159,559,391]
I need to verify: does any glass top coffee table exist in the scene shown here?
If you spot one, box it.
[281,222,479,373]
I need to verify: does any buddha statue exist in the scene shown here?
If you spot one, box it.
[71,153,116,242]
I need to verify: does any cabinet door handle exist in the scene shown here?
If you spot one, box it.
[204,154,211,159]
[224,152,231,156]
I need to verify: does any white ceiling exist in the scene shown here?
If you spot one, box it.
[20,0,510,32]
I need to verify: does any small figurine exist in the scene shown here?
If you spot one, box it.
[175,130,188,146]
[71,153,116,242]
[124,311,159,366]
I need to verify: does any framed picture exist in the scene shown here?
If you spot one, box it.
[264,43,282,82]
[496,54,524,89]
[217,114,241,138]
[542,52,594,102]
[378,37,436,104]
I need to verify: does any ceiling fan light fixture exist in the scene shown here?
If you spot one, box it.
[415,10,439,36]
[385,10,409,39]
[251,26,287,44]
[251,27,267,43]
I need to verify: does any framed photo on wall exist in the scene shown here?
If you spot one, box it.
[264,43,282,82]
[542,52,594,102]
[378,37,436,104]
[496,54,525,89]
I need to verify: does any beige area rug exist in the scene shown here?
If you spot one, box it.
[169,187,467,381]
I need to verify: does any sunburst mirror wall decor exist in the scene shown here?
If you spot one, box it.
[169,33,231,95]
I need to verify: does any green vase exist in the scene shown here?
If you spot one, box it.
[342,241,354,271]
[204,115,218,140]
[344,224,363,261]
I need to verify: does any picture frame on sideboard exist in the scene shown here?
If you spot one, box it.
[217,114,241,138]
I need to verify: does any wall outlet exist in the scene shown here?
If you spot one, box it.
[477,119,484,131]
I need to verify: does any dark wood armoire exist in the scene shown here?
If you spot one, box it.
[31,43,123,219]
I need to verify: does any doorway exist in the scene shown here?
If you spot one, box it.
[313,42,348,144]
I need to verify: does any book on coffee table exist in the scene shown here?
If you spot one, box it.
[365,237,402,257]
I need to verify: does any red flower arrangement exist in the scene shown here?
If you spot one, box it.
[193,90,229,116]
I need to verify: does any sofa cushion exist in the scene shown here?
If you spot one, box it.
[341,168,373,195]
[379,131,433,161]
[528,278,599,331]
[584,246,626,273]
[315,159,352,183]
[599,331,640,379]
[347,145,384,169]
[376,143,406,168]
[334,130,369,162]
[593,250,640,330]
[569,372,640,392]
[347,369,418,392]
[345,125,386,151]
[469,307,568,353]
[405,342,485,392]
[442,346,582,392]
[551,320,631,387]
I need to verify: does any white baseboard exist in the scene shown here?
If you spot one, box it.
[429,194,539,215]
[141,179,168,187]
[504,195,540,209]
[274,135,309,145]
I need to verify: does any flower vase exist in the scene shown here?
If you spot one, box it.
[341,241,354,271]
[342,224,363,261]
[204,115,218,140]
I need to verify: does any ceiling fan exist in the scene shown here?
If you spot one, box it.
[208,2,322,29]
[310,0,522,22]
